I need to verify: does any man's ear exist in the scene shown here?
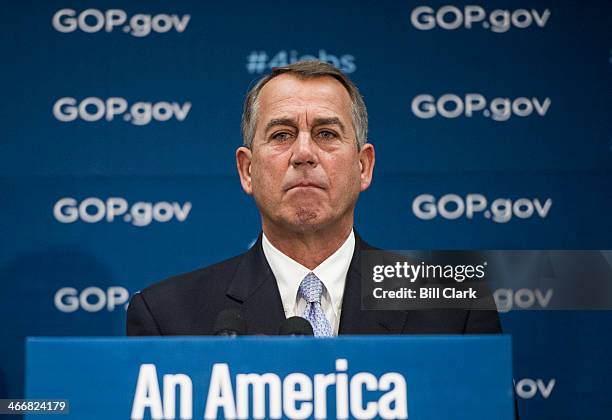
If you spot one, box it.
[358,143,375,192]
[236,146,253,195]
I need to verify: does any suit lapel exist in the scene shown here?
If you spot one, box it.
[225,235,287,335]
[338,232,408,334]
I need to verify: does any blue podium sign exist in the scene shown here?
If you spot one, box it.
[26,336,513,419]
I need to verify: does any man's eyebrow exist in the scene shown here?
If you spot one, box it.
[312,117,346,134]
[264,118,297,133]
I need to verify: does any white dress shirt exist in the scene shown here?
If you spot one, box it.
[261,230,355,335]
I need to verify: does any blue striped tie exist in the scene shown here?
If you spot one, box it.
[299,272,333,337]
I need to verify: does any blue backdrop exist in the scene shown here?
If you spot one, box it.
[1,1,611,418]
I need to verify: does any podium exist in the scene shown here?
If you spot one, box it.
[26,336,514,419]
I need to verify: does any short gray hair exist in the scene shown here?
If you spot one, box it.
[241,60,368,150]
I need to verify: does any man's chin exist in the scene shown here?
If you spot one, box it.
[294,208,320,225]
[277,207,330,232]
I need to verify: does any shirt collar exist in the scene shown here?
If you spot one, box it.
[261,230,355,313]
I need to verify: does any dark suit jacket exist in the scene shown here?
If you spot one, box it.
[127,232,502,335]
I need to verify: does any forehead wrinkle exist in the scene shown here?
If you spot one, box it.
[262,85,348,116]
[267,102,348,124]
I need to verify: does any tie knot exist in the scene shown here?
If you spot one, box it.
[299,273,323,303]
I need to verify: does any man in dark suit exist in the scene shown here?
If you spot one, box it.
[127,60,502,337]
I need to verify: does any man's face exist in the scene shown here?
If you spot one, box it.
[236,74,375,234]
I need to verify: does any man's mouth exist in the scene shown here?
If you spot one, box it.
[286,182,325,191]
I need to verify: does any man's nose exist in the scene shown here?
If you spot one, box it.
[289,131,318,168]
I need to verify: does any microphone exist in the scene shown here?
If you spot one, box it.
[279,316,314,336]
[213,308,247,336]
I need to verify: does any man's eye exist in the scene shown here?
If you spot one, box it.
[317,130,337,140]
[271,132,292,141]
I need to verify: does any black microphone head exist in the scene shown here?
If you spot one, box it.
[213,308,247,336]
[279,316,314,336]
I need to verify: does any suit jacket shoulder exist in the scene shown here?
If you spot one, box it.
[127,252,247,335]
